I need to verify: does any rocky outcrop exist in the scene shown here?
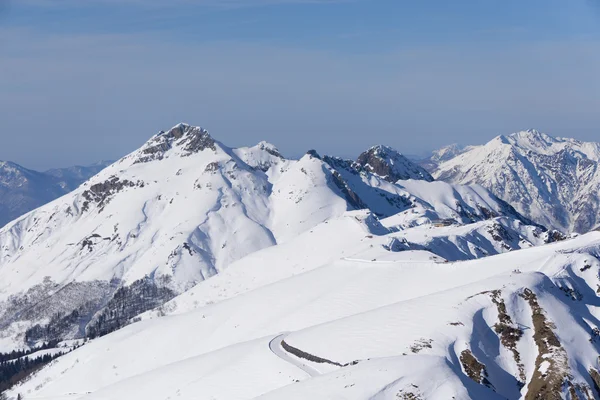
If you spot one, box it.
[356,145,434,183]
[520,288,571,400]
[460,350,492,387]
[82,176,143,212]
[135,124,216,164]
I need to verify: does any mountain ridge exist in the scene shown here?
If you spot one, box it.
[425,129,600,233]
[0,123,546,352]
[1,124,594,400]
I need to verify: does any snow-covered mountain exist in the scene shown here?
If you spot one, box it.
[356,145,434,183]
[45,161,112,192]
[7,210,600,400]
[0,161,110,229]
[0,123,546,352]
[427,129,600,234]
[418,143,470,171]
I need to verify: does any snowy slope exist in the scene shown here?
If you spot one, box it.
[0,161,109,229]
[379,216,564,261]
[323,155,532,226]
[0,124,542,352]
[429,129,600,233]
[142,212,561,320]
[8,223,600,400]
[0,125,300,348]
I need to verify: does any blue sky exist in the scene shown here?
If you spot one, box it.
[1,0,599,169]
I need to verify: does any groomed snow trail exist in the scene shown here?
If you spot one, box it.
[268,333,321,377]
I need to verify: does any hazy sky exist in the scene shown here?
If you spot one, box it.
[1,0,600,169]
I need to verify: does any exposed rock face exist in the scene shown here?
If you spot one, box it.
[258,142,283,159]
[428,129,600,233]
[306,149,321,159]
[356,145,434,183]
[520,288,571,400]
[460,350,492,387]
[489,290,525,382]
[329,170,368,211]
[179,126,217,156]
[135,124,216,164]
[82,176,142,211]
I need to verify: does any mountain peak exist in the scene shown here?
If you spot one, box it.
[430,129,600,233]
[508,129,555,149]
[511,128,549,138]
[524,128,542,135]
[159,123,212,142]
[431,143,465,161]
[134,123,217,164]
[365,144,402,157]
[305,149,321,159]
[357,145,434,183]
[256,141,283,158]
[488,134,510,146]
[0,160,26,171]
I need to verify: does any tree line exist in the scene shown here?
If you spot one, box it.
[0,341,58,363]
[0,351,60,394]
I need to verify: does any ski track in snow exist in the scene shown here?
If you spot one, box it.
[268,333,321,378]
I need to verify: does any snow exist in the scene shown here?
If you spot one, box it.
[0,124,539,350]
[430,129,600,233]
[269,333,321,377]
[8,224,600,399]
[3,124,600,399]
[538,360,550,375]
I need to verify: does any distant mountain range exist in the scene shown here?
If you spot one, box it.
[0,161,111,228]
[7,128,598,236]
[421,129,600,233]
